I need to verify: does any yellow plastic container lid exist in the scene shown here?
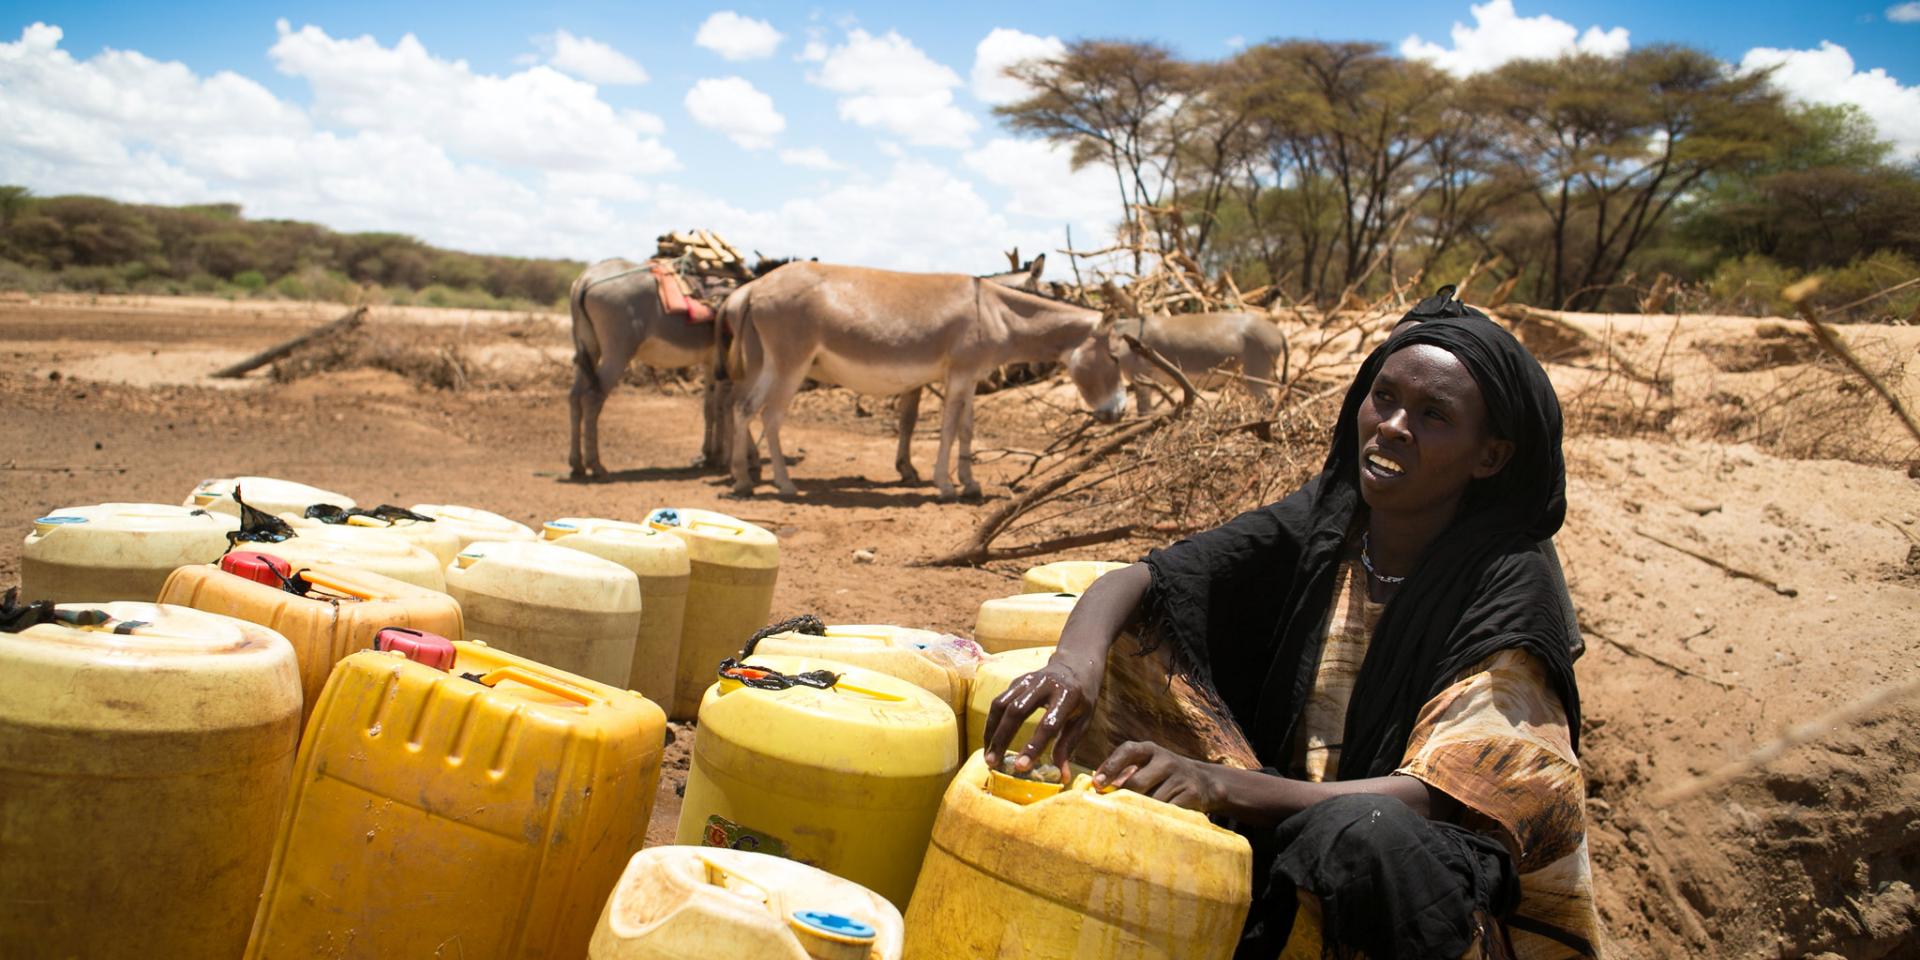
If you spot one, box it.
[645,507,779,569]
[186,477,354,518]
[2,602,301,733]
[257,524,448,592]
[446,540,644,686]
[972,593,1078,654]
[588,847,904,959]
[965,645,1056,759]
[749,625,974,716]
[545,517,693,578]
[449,539,644,612]
[284,513,464,570]
[21,503,239,603]
[1019,560,1128,596]
[408,503,537,551]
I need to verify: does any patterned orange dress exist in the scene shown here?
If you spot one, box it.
[1287,545,1602,959]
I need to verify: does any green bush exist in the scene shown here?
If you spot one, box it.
[273,274,309,300]
[1705,255,1797,315]
[232,269,266,292]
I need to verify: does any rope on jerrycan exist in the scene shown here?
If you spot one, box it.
[717,612,837,692]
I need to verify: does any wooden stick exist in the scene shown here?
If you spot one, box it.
[211,305,367,379]
[1586,626,1733,690]
[1652,677,1920,806]
[1785,278,1920,448]
[1633,527,1798,597]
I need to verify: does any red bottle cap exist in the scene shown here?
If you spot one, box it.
[221,551,294,589]
[374,627,457,671]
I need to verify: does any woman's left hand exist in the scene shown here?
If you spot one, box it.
[1092,741,1224,813]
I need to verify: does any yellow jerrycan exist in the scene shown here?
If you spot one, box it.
[544,516,691,709]
[589,847,904,960]
[904,751,1253,960]
[289,512,465,567]
[444,539,643,688]
[973,593,1078,653]
[409,502,538,551]
[964,645,1056,758]
[187,475,354,516]
[157,554,464,729]
[254,522,448,592]
[748,623,980,716]
[0,601,302,960]
[676,654,958,909]
[1019,560,1128,595]
[245,640,667,960]
[19,502,237,603]
[646,507,779,720]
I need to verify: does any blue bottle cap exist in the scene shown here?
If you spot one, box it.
[791,910,876,942]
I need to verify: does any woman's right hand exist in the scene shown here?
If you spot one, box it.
[982,654,1103,775]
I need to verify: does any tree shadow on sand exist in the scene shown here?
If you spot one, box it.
[732,474,958,509]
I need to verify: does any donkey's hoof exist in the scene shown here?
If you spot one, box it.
[936,487,958,503]
[897,466,921,484]
[960,484,984,501]
[723,485,755,500]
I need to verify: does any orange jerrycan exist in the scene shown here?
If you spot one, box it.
[444,539,643,688]
[965,645,1056,758]
[259,522,448,592]
[588,847,905,959]
[1020,559,1127,595]
[157,554,464,729]
[187,475,354,516]
[544,516,691,709]
[20,502,237,603]
[245,640,667,960]
[973,592,1078,653]
[409,502,538,552]
[904,751,1252,960]
[0,601,302,960]
[676,655,958,909]
[748,623,980,717]
[646,507,779,720]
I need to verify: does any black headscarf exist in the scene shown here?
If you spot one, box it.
[1140,312,1580,779]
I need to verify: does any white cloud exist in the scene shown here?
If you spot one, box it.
[971,27,1065,105]
[799,38,829,62]
[779,146,841,170]
[1225,36,1247,51]
[1888,3,1920,24]
[270,20,675,174]
[1742,41,1920,158]
[694,11,784,61]
[622,109,665,135]
[653,159,1049,272]
[963,137,1113,227]
[684,76,785,150]
[810,28,978,147]
[542,28,648,85]
[1400,0,1629,76]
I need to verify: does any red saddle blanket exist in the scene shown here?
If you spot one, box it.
[648,260,714,323]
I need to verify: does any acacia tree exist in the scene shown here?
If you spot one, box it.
[999,41,1190,269]
[1471,46,1785,309]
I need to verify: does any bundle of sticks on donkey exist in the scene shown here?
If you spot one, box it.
[566,250,1289,499]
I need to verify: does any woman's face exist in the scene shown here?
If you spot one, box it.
[1355,344,1513,518]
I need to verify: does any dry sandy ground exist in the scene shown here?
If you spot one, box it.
[2,293,1916,958]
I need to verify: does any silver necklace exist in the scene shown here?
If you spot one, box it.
[1360,531,1406,584]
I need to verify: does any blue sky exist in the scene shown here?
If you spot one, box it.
[3,2,1917,272]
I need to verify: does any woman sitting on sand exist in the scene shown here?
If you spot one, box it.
[983,291,1599,960]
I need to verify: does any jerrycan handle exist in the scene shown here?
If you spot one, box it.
[698,854,774,905]
[475,666,605,706]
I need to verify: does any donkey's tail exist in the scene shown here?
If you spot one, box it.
[568,267,600,381]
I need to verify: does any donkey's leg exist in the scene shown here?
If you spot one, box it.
[895,387,922,483]
[756,365,811,499]
[579,355,627,478]
[728,370,763,496]
[932,373,969,501]
[954,381,982,500]
[568,363,590,479]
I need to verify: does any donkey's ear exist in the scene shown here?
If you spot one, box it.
[1027,252,1046,281]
